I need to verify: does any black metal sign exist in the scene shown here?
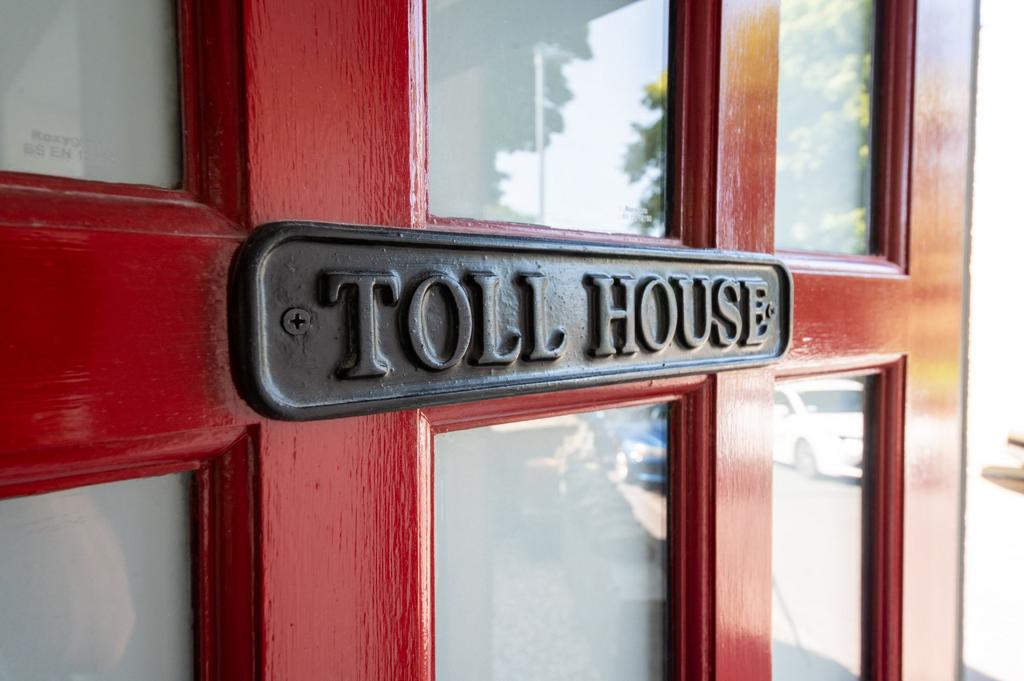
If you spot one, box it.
[232,223,792,420]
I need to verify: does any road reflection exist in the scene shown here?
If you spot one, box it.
[436,404,667,681]
[772,463,863,680]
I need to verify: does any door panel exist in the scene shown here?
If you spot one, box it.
[901,2,975,678]
[0,2,254,680]
[779,5,972,681]
[0,1,973,681]
[245,0,419,228]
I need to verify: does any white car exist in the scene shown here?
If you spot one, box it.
[773,379,865,478]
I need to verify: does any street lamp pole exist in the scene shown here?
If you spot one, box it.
[533,44,546,225]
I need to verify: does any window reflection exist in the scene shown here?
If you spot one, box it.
[427,0,669,235]
[0,0,182,186]
[774,378,865,479]
[775,0,875,254]
[772,376,870,680]
[435,403,668,681]
[0,473,193,680]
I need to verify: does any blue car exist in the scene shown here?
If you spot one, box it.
[612,406,668,486]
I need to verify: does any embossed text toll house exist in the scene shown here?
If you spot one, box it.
[321,270,776,374]
[233,223,793,420]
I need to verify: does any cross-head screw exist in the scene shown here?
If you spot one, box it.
[282,307,312,335]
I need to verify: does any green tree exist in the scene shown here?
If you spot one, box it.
[623,70,667,236]
[775,0,874,254]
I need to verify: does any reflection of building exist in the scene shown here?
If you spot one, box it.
[428,0,667,233]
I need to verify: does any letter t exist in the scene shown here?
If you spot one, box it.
[321,272,400,377]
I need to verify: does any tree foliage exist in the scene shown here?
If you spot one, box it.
[775,0,874,254]
[623,70,668,235]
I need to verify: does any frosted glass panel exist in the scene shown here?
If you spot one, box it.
[0,473,193,680]
[772,376,871,679]
[435,404,668,681]
[427,0,669,236]
[0,0,181,186]
[775,0,874,254]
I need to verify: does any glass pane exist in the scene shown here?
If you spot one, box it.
[427,0,669,236]
[435,403,669,681]
[0,0,181,187]
[775,0,875,254]
[0,473,193,680]
[772,376,871,679]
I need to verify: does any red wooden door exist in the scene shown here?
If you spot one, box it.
[0,1,972,681]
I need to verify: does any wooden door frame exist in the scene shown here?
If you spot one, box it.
[0,1,255,679]
[0,1,974,680]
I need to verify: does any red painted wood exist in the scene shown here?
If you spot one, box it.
[715,0,779,251]
[773,2,971,680]
[677,0,721,249]
[786,272,909,364]
[244,0,418,229]
[424,215,678,248]
[900,1,974,678]
[712,3,779,680]
[199,434,258,681]
[242,3,423,679]
[873,0,916,269]
[0,220,249,451]
[177,0,203,197]
[258,414,423,680]
[0,1,256,676]
[677,381,715,681]
[870,360,906,681]
[0,171,191,203]
[188,0,248,222]
[425,375,706,432]
[0,428,245,498]
[782,251,905,276]
[712,368,774,680]
[242,1,969,680]
[190,432,258,681]
[0,185,241,235]
[0,0,971,680]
